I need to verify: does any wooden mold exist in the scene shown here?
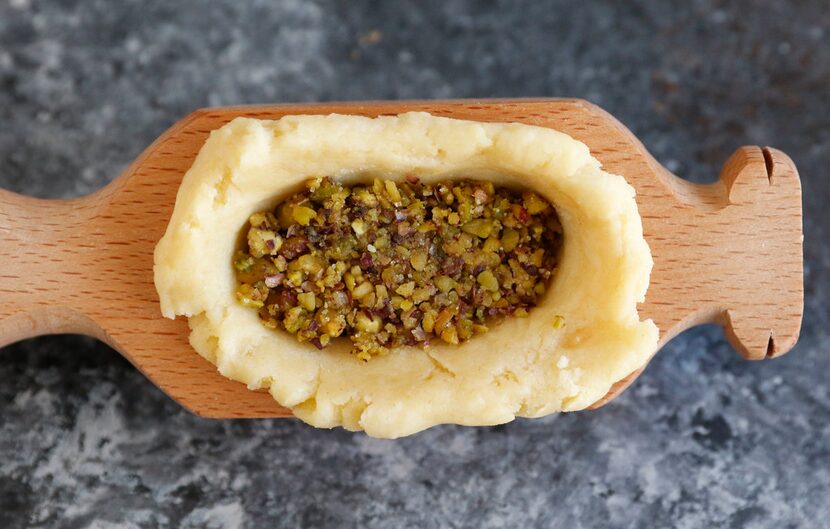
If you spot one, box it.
[0,100,803,418]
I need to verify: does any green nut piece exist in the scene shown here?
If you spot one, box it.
[292,205,317,226]
[476,270,499,292]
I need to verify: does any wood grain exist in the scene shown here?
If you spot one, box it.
[0,99,803,418]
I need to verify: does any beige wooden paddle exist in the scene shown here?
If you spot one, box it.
[0,99,803,418]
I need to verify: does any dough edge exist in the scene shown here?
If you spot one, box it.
[153,112,659,438]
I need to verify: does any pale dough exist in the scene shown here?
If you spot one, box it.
[153,112,659,438]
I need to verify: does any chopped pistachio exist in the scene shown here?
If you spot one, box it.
[523,191,550,214]
[352,281,374,299]
[501,229,520,252]
[374,234,390,249]
[457,318,474,340]
[483,236,501,253]
[476,270,499,292]
[292,205,317,226]
[375,284,389,303]
[384,180,402,203]
[344,271,356,291]
[283,306,307,333]
[247,229,281,258]
[323,315,346,337]
[433,307,455,334]
[351,218,367,235]
[410,249,428,271]
[422,312,435,333]
[277,204,295,229]
[236,284,265,308]
[360,292,376,308]
[531,248,545,267]
[411,287,432,304]
[249,212,270,228]
[296,254,325,274]
[434,275,455,293]
[355,312,382,333]
[287,270,303,287]
[395,281,416,298]
[297,292,316,311]
[440,325,459,345]
[462,219,494,239]
[234,254,255,273]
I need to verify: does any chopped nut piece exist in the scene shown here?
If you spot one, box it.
[462,219,494,239]
[283,306,307,333]
[523,191,550,214]
[236,283,265,308]
[352,281,374,299]
[247,229,282,258]
[234,255,255,273]
[296,254,325,274]
[351,219,367,235]
[375,284,389,303]
[410,249,428,271]
[355,312,382,333]
[434,275,455,293]
[433,307,455,334]
[396,281,416,297]
[384,180,402,203]
[440,325,459,345]
[292,205,317,226]
[476,270,499,292]
[483,236,501,253]
[422,312,435,333]
[264,273,284,288]
[297,292,316,311]
[501,229,520,252]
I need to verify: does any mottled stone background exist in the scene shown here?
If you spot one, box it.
[1,1,828,528]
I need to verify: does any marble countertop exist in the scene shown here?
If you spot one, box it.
[1,1,828,527]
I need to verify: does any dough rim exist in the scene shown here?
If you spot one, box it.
[153,112,659,438]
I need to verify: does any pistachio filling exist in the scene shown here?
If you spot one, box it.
[233,176,562,360]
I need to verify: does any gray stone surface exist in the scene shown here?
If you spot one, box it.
[1,0,828,527]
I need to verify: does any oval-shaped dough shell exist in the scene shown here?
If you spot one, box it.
[154,112,658,438]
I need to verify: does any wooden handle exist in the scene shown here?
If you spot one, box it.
[0,189,103,345]
[588,143,802,409]
[641,145,803,359]
[713,146,803,358]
